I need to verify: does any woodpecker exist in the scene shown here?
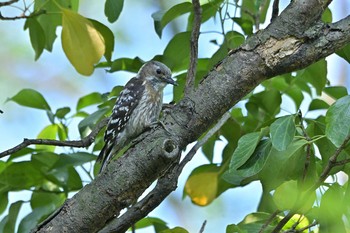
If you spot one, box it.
[97,61,177,172]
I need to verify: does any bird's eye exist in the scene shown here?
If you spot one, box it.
[156,69,162,75]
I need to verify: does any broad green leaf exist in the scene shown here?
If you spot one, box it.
[225,31,245,49]
[24,18,45,60]
[152,2,192,38]
[231,17,253,35]
[318,184,346,232]
[325,95,350,147]
[55,107,71,119]
[57,123,68,141]
[76,92,103,111]
[108,57,144,73]
[228,212,275,233]
[104,0,124,23]
[259,139,308,191]
[184,164,219,206]
[7,89,50,110]
[34,0,74,51]
[336,43,350,64]
[36,124,58,152]
[88,19,115,62]
[223,139,272,185]
[201,135,217,163]
[323,86,348,100]
[163,32,191,71]
[61,9,105,75]
[31,192,65,209]
[0,162,44,189]
[229,132,262,170]
[18,205,56,233]
[270,115,296,151]
[273,180,298,210]
[299,59,327,95]
[50,152,97,170]
[47,167,82,192]
[2,201,23,233]
[78,107,109,137]
[308,99,329,111]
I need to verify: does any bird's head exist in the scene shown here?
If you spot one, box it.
[139,61,177,90]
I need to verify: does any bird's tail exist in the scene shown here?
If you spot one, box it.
[97,142,117,173]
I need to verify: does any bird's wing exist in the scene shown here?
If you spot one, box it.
[97,77,145,164]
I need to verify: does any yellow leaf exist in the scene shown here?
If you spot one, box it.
[185,170,218,206]
[61,9,105,75]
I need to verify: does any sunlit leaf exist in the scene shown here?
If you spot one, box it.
[184,164,219,206]
[7,89,51,111]
[76,92,103,111]
[61,9,105,75]
[36,124,58,152]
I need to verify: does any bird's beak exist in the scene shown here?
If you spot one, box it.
[164,76,178,86]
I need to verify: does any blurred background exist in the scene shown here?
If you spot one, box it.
[0,0,349,232]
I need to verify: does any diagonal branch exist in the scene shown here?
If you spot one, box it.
[0,118,108,158]
[0,0,18,7]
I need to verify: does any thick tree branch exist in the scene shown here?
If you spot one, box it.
[35,0,350,232]
[0,118,108,158]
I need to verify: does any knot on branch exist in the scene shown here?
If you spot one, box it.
[162,139,178,159]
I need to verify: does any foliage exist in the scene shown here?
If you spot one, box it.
[0,0,350,232]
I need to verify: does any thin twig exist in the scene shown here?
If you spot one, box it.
[295,221,318,232]
[271,212,294,233]
[185,0,202,96]
[259,210,280,233]
[199,220,207,233]
[0,0,18,7]
[0,9,45,20]
[0,118,108,158]
[297,111,312,181]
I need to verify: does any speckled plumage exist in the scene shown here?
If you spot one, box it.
[97,61,176,172]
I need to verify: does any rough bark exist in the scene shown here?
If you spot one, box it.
[35,0,350,232]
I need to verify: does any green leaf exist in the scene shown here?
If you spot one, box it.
[61,9,105,75]
[308,99,329,111]
[0,162,44,189]
[108,57,144,73]
[7,89,51,110]
[104,0,124,23]
[270,115,296,151]
[34,0,73,51]
[18,205,56,233]
[76,92,103,111]
[318,184,346,232]
[163,32,191,71]
[201,135,217,163]
[299,59,327,95]
[322,7,332,23]
[223,139,272,185]
[336,43,350,64]
[55,107,71,119]
[50,152,97,170]
[24,18,45,60]
[31,191,65,210]
[0,192,8,215]
[78,107,109,137]
[229,132,262,170]
[152,2,192,38]
[36,124,58,152]
[323,86,348,100]
[2,201,23,233]
[88,19,115,62]
[184,164,220,206]
[135,217,168,231]
[325,95,350,147]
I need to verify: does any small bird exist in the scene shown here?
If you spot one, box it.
[97,61,177,172]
